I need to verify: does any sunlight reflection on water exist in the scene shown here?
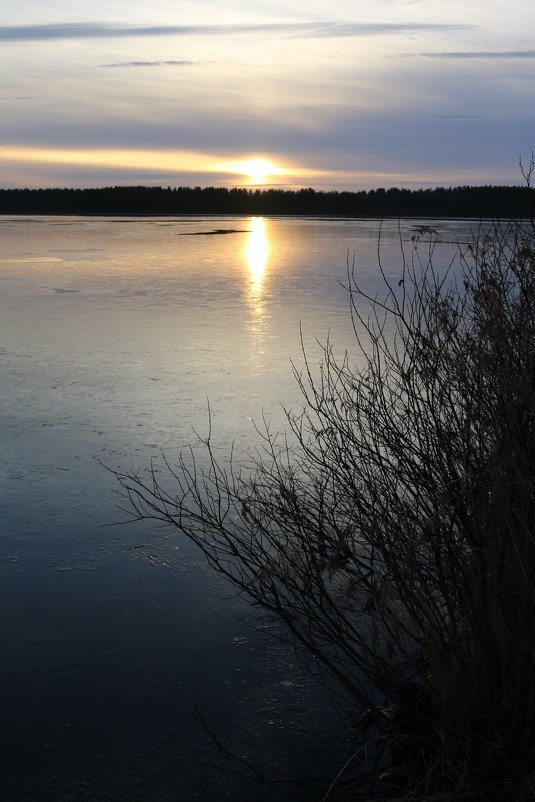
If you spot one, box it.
[245,216,268,293]
[244,216,271,365]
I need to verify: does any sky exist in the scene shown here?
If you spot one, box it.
[1,0,535,190]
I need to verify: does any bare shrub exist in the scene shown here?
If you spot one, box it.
[110,214,535,800]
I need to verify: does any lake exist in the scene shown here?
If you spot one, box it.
[0,215,476,800]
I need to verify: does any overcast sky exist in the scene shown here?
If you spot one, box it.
[1,0,534,189]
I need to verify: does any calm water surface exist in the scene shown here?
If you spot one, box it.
[0,215,475,800]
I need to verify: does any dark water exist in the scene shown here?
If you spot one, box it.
[0,216,473,799]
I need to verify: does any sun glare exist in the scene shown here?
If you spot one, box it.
[227,157,287,184]
[240,159,276,179]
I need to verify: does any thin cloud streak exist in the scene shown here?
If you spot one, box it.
[101,60,198,68]
[420,114,489,119]
[0,21,473,43]
[419,50,535,58]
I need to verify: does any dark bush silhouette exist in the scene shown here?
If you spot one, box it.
[111,207,535,799]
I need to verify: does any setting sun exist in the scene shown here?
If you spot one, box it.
[224,157,289,184]
[240,158,277,179]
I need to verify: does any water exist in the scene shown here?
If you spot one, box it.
[0,215,475,800]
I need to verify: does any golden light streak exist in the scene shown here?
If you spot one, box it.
[0,145,515,191]
[0,257,62,263]
[0,145,223,173]
[0,145,330,181]
[244,217,270,357]
[245,217,268,292]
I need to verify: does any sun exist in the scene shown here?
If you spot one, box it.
[240,158,276,180]
[230,157,288,183]
[218,155,288,185]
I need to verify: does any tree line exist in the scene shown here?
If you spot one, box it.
[0,183,533,217]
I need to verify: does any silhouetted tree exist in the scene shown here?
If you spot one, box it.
[1,183,534,217]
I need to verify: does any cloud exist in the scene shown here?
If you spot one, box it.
[100,60,198,68]
[418,50,535,59]
[419,114,489,119]
[310,22,471,37]
[0,21,473,43]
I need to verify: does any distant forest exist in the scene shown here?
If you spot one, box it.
[0,184,534,218]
